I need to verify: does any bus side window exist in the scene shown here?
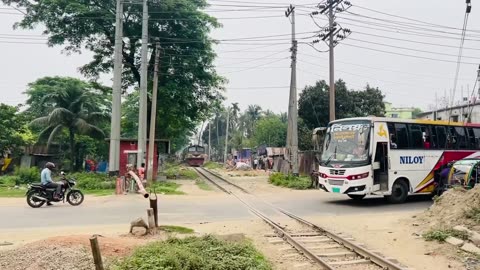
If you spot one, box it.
[473,128,480,150]
[455,127,467,149]
[408,124,423,149]
[436,126,447,148]
[430,125,438,149]
[448,127,458,149]
[394,123,409,149]
[467,128,476,149]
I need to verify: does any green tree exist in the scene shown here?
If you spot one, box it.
[0,104,29,156]
[251,115,287,147]
[412,108,423,119]
[299,79,386,130]
[27,77,110,170]
[3,0,225,147]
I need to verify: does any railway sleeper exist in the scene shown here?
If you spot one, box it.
[317,251,356,257]
[328,259,371,266]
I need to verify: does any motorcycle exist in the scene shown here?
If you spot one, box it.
[25,172,85,208]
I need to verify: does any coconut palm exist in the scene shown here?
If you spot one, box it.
[28,77,109,170]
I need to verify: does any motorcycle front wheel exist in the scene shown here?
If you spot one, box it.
[67,190,84,206]
[26,191,46,208]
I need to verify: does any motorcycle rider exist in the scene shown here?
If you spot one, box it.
[41,162,62,201]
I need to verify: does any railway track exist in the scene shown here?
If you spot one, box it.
[194,167,410,270]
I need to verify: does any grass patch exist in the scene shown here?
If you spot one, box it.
[195,179,212,191]
[0,187,25,197]
[112,235,272,270]
[268,172,312,190]
[84,189,115,196]
[165,165,199,180]
[151,181,185,195]
[204,161,223,170]
[423,229,470,242]
[159,225,195,234]
[465,207,480,223]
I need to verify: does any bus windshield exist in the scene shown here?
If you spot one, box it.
[321,121,371,165]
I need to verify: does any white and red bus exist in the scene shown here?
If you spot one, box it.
[316,117,480,203]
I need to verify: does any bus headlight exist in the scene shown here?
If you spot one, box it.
[347,172,369,180]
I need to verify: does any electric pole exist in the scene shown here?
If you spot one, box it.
[328,3,335,122]
[147,43,160,182]
[137,0,148,169]
[285,4,298,175]
[108,0,124,176]
[208,121,211,161]
[224,108,230,164]
[311,0,352,122]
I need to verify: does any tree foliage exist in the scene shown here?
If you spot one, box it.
[0,104,28,156]
[299,79,386,130]
[251,115,287,147]
[3,0,225,153]
[26,77,110,170]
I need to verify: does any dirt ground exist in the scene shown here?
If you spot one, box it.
[0,170,469,270]
[308,212,465,270]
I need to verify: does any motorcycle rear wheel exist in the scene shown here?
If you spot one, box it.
[67,190,84,206]
[26,191,46,208]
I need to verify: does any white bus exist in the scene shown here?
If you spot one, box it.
[316,117,480,203]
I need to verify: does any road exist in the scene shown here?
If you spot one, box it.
[0,190,432,230]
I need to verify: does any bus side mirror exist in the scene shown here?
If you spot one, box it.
[372,162,380,170]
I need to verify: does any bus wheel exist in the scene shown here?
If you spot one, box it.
[347,194,366,200]
[386,180,408,204]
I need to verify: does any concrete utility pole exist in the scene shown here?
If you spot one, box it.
[285,4,298,175]
[147,43,160,182]
[224,108,230,164]
[328,2,335,122]
[137,0,149,169]
[312,0,351,122]
[208,121,211,161]
[108,0,124,176]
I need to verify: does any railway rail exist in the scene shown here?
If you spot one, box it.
[194,167,410,270]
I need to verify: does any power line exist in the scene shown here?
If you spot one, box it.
[340,43,478,65]
[298,52,472,82]
[222,57,289,74]
[353,4,480,32]
[352,31,480,52]
[346,37,480,61]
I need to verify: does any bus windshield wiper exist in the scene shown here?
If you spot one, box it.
[323,145,337,167]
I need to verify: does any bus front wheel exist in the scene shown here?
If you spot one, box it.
[347,194,366,200]
[386,180,408,204]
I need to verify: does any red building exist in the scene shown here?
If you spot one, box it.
[118,139,169,179]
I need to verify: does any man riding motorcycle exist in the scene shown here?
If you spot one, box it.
[41,162,62,202]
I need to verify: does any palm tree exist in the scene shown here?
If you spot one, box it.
[245,105,263,137]
[29,77,108,170]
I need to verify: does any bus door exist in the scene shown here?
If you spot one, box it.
[373,122,390,191]
[373,142,389,190]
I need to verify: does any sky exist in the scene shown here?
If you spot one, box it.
[1,0,480,115]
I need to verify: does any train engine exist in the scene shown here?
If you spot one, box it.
[185,145,206,166]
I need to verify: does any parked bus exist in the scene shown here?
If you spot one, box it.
[316,117,480,203]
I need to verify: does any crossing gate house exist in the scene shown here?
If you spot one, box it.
[112,139,170,179]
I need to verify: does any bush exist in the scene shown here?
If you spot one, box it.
[423,229,469,242]
[112,235,271,270]
[71,172,115,190]
[268,172,311,190]
[14,167,40,184]
[0,175,20,187]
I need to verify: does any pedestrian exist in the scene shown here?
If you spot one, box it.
[253,158,258,170]
[138,163,146,181]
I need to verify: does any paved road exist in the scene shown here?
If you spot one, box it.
[0,191,432,229]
